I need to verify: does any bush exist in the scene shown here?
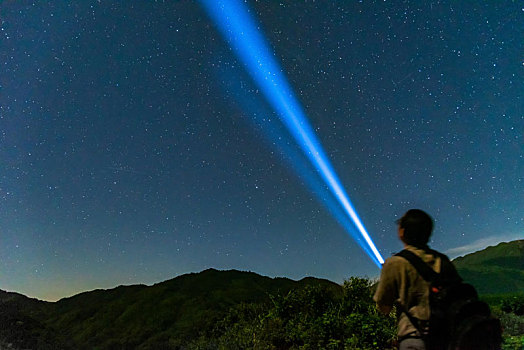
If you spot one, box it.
[502,335,524,350]
[213,278,396,350]
[341,278,396,350]
[499,312,524,337]
[502,296,524,316]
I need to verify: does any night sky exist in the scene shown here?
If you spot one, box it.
[1,1,522,302]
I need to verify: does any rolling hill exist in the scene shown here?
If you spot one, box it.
[453,239,524,295]
[0,269,342,349]
[0,241,522,349]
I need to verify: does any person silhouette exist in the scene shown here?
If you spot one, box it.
[374,209,461,350]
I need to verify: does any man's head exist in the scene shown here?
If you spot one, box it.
[396,209,433,247]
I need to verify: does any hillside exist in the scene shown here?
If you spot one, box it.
[453,240,524,295]
[0,269,342,349]
[48,268,342,348]
[0,291,67,349]
[1,242,522,349]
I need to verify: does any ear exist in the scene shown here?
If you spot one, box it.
[398,226,405,242]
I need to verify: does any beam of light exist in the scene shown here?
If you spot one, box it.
[200,0,384,267]
[217,68,376,264]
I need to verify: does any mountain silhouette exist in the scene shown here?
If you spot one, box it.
[0,269,340,349]
[453,239,524,294]
[0,241,522,349]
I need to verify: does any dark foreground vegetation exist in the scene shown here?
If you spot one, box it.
[0,240,522,349]
[0,272,397,350]
[185,276,396,349]
[0,273,522,350]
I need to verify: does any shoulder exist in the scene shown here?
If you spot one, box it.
[381,254,411,275]
[426,248,458,270]
[425,247,451,261]
[384,254,409,266]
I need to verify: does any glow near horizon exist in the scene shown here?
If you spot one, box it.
[200,0,384,267]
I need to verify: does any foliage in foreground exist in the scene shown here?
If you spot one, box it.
[502,335,524,350]
[2,270,523,349]
[491,294,524,350]
[187,277,396,350]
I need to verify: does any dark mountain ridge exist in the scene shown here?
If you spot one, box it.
[0,269,341,349]
[0,241,522,349]
[453,240,524,295]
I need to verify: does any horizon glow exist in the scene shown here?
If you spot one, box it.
[200,0,384,267]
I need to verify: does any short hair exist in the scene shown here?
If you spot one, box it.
[396,209,433,247]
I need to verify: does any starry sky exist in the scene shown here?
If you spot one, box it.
[1,1,522,302]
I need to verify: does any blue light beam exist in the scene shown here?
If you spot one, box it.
[217,67,376,264]
[200,0,384,267]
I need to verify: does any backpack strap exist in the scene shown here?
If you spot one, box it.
[395,249,439,283]
[394,300,428,337]
[394,249,439,339]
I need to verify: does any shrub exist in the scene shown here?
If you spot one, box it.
[213,278,396,350]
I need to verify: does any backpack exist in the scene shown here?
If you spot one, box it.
[395,249,502,350]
